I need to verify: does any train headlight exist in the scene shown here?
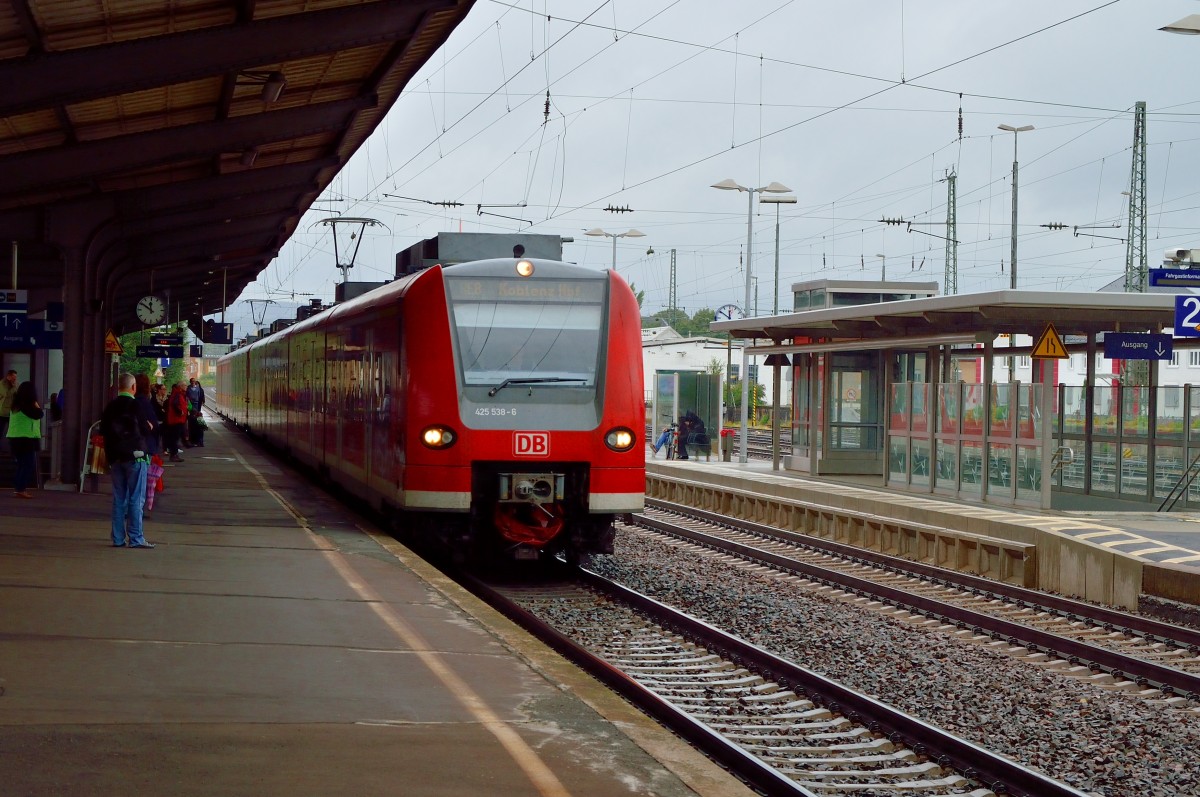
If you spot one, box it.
[604,427,636,452]
[515,260,535,277]
[421,425,457,449]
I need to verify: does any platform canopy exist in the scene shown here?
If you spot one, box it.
[0,0,475,331]
[710,290,1182,352]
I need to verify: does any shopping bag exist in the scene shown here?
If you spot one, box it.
[145,457,165,511]
[88,436,108,475]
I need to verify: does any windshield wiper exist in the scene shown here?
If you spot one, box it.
[487,377,586,397]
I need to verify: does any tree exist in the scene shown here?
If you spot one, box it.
[627,280,646,310]
[119,323,187,388]
[646,306,727,338]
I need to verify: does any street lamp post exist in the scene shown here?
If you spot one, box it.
[584,228,646,269]
[998,124,1034,289]
[712,178,793,464]
[760,194,797,315]
[875,253,886,281]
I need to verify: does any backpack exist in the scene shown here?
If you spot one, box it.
[104,397,145,462]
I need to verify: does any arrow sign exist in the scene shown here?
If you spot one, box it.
[1103,332,1173,360]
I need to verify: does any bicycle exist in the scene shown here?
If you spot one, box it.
[655,422,678,460]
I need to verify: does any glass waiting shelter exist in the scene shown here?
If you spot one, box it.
[710,285,1185,510]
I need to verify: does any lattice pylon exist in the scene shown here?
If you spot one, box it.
[1124,101,1148,293]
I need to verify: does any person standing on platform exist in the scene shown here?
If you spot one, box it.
[102,373,154,548]
[186,378,206,447]
[134,374,163,515]
[7,381,43,498]
[0,369,17,453]
[164,382,189,462]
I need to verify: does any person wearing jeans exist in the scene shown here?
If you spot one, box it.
[109,458,149,547]
[101,373,155,548]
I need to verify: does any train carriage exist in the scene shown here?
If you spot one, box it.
[216,257,645,560]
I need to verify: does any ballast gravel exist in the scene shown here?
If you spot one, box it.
[589,531,1200,797]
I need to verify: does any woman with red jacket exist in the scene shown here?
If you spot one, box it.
[164,382,189,463]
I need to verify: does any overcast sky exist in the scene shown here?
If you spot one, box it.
[225,0,1200,332]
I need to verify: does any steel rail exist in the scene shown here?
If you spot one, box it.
[457,569,818,797]
[635,510,1200,698]
[646,497,1200,650]
[572,567,1091,797]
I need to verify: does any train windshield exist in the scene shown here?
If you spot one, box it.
[445,276,606,389]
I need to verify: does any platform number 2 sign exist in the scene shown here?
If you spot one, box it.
[1175,295,1200,338]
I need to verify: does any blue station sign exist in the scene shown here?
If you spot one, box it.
[137,345,185,359]
[1103,332,1173,360]
[1151,268,1200,288]
[1175,295,1200,338]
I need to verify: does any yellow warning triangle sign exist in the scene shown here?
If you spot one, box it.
[103,329,123,355]
[1031,322,1068,359]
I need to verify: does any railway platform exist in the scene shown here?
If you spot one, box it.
[0,423,752,797]
[646,453,1200,612]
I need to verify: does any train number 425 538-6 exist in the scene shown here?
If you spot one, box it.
[476,407,517,416]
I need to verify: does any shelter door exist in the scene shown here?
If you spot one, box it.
[828,352,881,453]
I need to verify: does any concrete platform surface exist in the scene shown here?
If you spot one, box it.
[0,424,753,797]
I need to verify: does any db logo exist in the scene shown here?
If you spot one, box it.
[514,431,550,457]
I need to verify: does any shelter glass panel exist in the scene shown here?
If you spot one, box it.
[987,443,1013,496]
[937,383,959,434]
[911,383,929,434]
[1192,388,1200,442]
[935,439,957,485]
[911,438,931,487]
[963,384,985,438]
[1094,385,1118,437]
[1017,384,1040,440]
[1154,445,1185,501]
[1016,445,1041,502]
[814,355,824,453]
[1061,386,1085,435]
[1121,388,1149,438]
[890,383,908,432]
[889,439,908,484]
[831,292,881,307]
[960,441,984,498]
[1120,443,1149,498]
[1158,387,1185,441]
[655,372,677,433]
[1091,441,1117,494]
[792,354,812,457]
[990,384,1013,437]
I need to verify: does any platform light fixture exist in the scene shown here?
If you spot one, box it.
[238,70,288,104]
[711,178,793,464]
[584,228,646,270]
[998,124,1034,289]
[1161,14,1200,34]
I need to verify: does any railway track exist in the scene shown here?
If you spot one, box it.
[635,499,1200,706]
[468,568,1090,797]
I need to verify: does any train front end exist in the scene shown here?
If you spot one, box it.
[406,257,644,561]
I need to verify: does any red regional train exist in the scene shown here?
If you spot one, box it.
[215,257,645,561]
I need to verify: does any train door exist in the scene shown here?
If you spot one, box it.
[322,329,340,470]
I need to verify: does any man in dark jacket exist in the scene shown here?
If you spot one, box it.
[185,378,206,447]
[677,410,706,460]
[101,373,154,548]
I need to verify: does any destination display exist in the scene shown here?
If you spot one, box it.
[446,277,605,304]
